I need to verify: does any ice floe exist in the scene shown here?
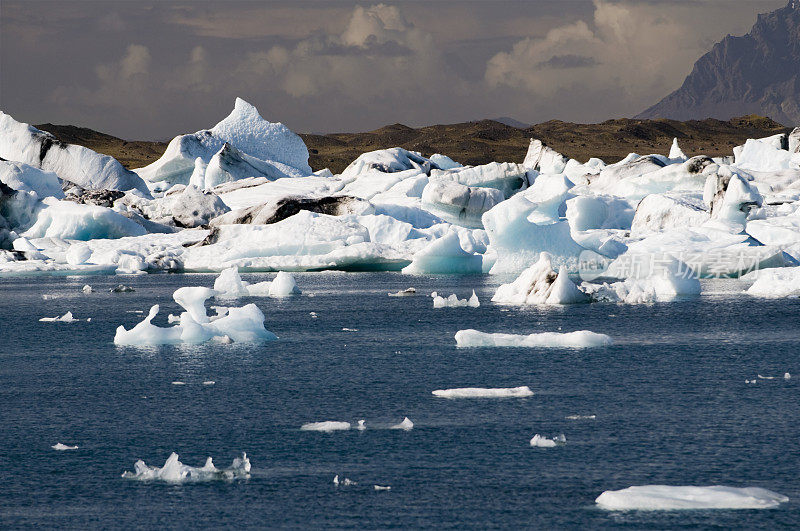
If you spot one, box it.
[595,485,789,511]
[389,287,416,296]
[432,386,533,398]
[455,329,612,348]
[431,290,480,308]
[301,421,351,432]
[52,443,78,450]
[122,452,251,483]
[40,311,89,322]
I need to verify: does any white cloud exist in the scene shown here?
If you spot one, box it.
[486,0,709,109]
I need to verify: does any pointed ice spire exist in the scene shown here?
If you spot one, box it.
[669,138,687,161]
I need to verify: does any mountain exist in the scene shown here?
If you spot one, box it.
[37,116,789,175]
[637,1,800,125]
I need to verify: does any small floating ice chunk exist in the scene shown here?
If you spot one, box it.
[52,443,78,450]
[357,420,366,430]
[309,312,318,319]
[785,372,791,380]
[122,452,251,483]
[455,329,612,348]
[333,475,357,486]
[300,421,351,432]
[432,386,533,399]
[431,290,480,308]
[203,381,215,385]
[171,381,186,385]
[530,434,565,447]
[109,284,135,293]
[566,415,596,420]
[82,285,93,293]
[341,328,358,332]
[40,312,84,322]
[745,379,757,384]
[757,374,776,380]
[391,417,414,430]
[373,485,391,491]
[268,271,301,297]
[595,485,789,511]
[114,286,276,345]
[389,288,416,297]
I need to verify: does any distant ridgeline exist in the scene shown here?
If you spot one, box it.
[638,1,800,126]
[39,115,790,174]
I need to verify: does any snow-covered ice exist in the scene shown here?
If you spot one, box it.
[455,329,612,348]
[595,485,789,511]
[122,452,251,483]
[432,386,534,398]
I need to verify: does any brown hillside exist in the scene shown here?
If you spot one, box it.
[37,115,790,174]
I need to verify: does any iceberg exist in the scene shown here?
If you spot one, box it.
[135,98,311,186]
[744,267,800,297]
[421,179,504,228]
[300,421,351,432]
[122,452,251,483]
[432,386,533,398]
[39,311,87,322]
[0,111,151,195]
[596,485,789,511]
[23,198,148,241]
[213,266,300,297]
[482,192,584,275]
[455,329,612,348]
[391,417,414,430]
[113,286,276,345]
[431,290,480,308]
[0,160,64,200]
[522,139,568,174]
[530,434,566,447]
[52,443,78,450]
[402,231,482,275]
[492,252,589,305]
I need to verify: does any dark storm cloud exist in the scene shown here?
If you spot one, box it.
[537,54,599,69]
[0,0,788,140]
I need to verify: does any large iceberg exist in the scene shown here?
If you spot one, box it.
[0,111,150,195]
[596,485,788,511]
[135,98,311,187]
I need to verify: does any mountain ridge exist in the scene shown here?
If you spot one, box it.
[637,1,800,125]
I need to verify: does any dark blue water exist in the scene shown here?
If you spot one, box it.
[0,273,798,528]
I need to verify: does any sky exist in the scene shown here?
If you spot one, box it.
[0,0,788,140]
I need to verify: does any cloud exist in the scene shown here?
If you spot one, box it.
[235,4,457,103]
[485,0,710,109]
